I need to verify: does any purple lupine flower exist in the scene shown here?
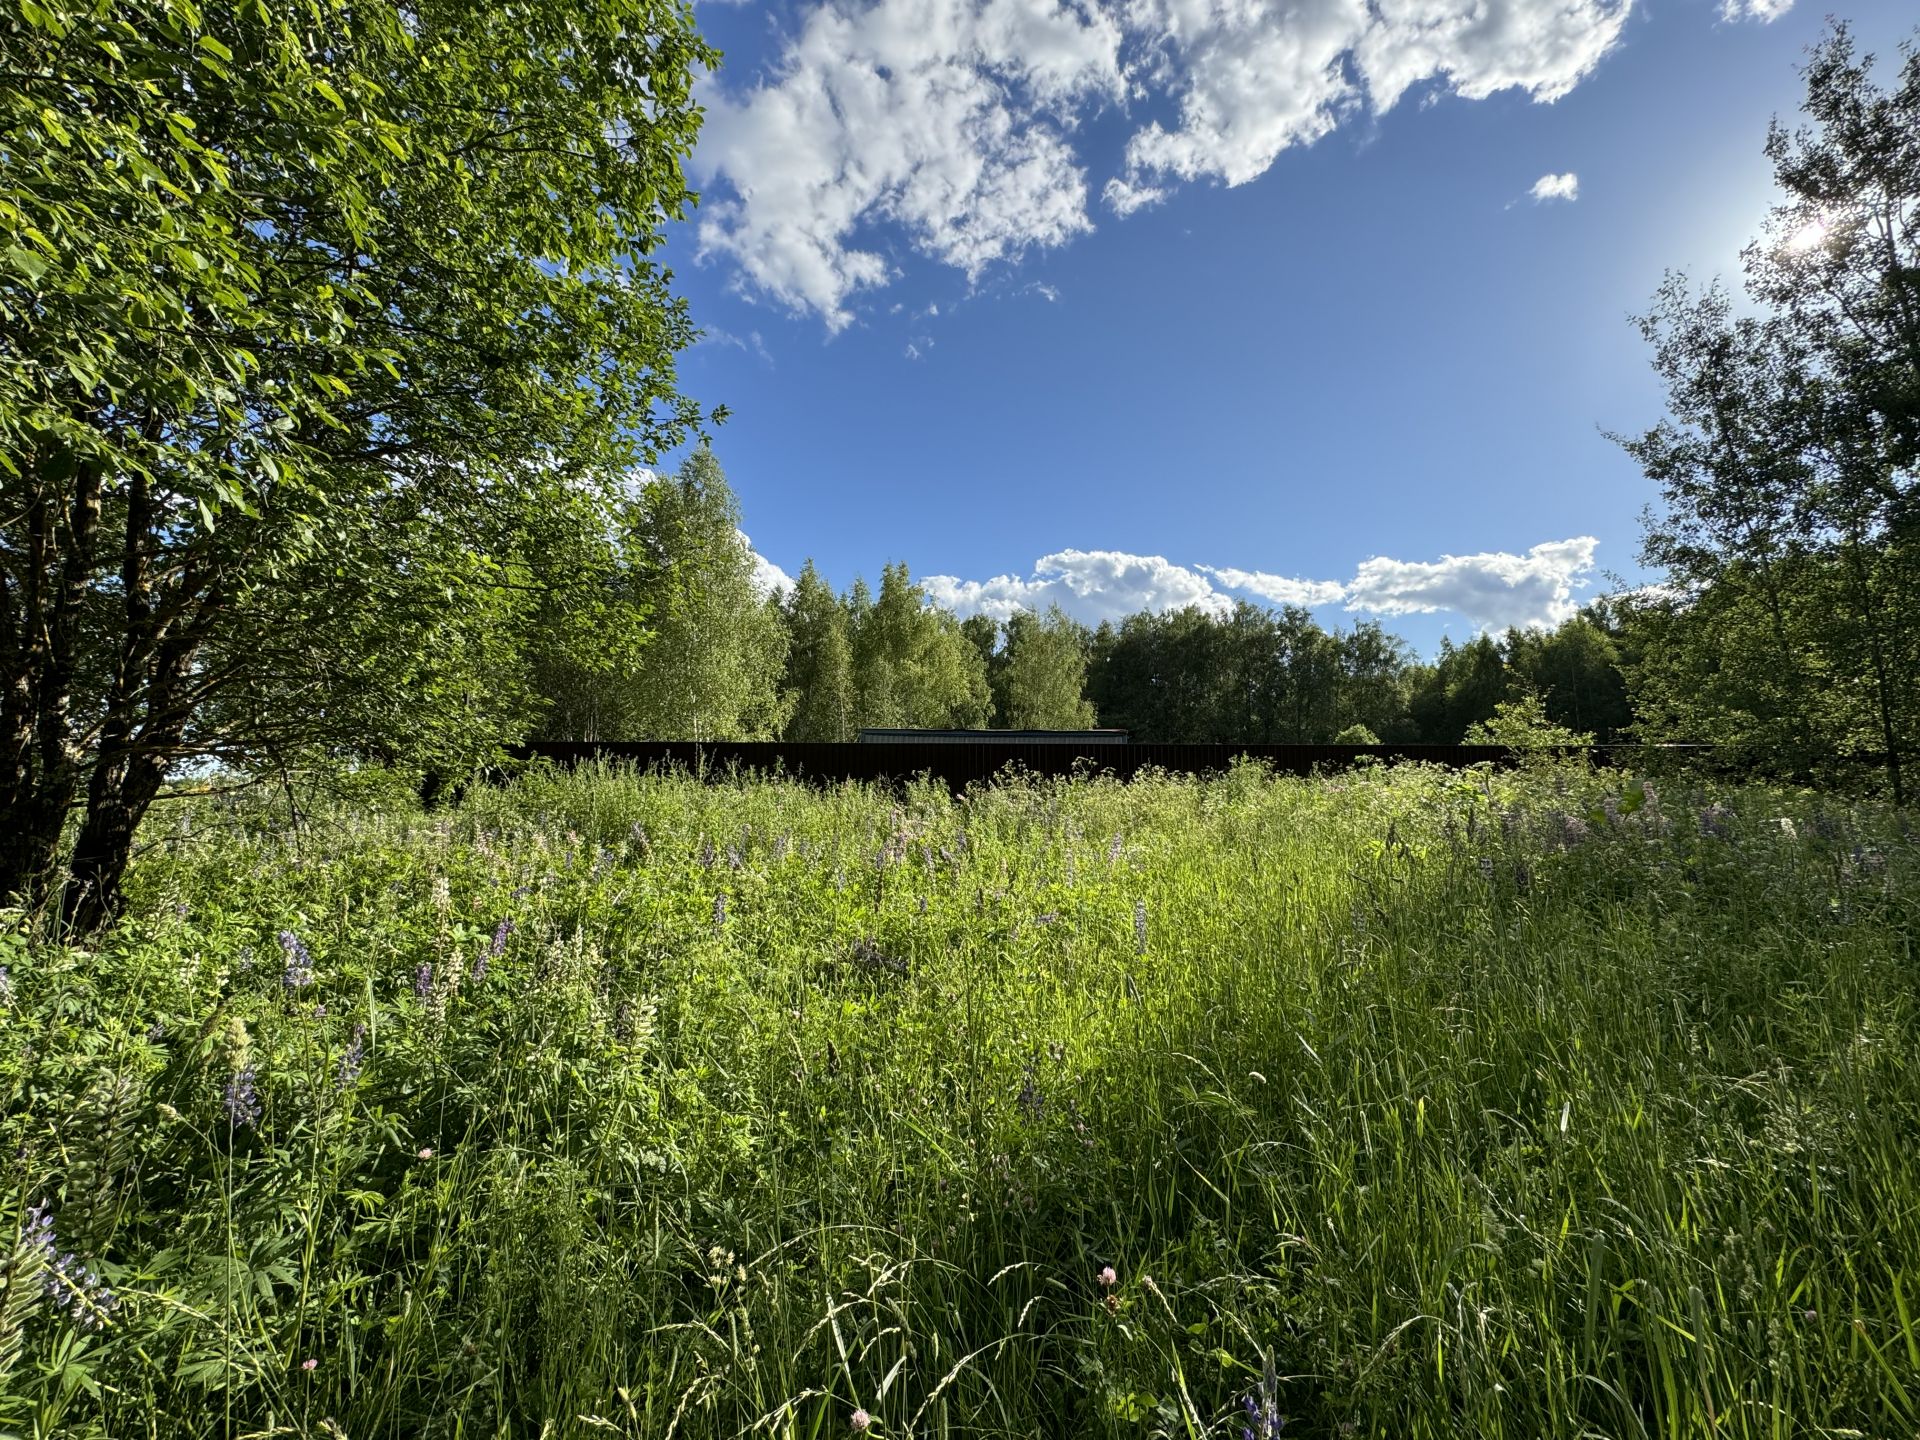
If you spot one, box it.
[1108,832,1124,864]
[1240,1354,1284,1440]
[24,1203,117,1331]
[279,930,313,991]
[337,1023,367,1089]
[414,962,434,999]
[488,918,512,958]
[225,1066,261,1129]
[1133,899,1148,954]
[713,892,727,928]
[0,963,12,1007]
[1699,804,1733,840]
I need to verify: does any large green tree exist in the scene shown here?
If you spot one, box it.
[848,563,991,729]
[995,606,1095,730]
[1617,22,1920,798]
[537,451,789,742]
[780,560,855,741]
[0,0,716,925]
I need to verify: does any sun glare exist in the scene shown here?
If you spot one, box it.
[1784,215,1831,254]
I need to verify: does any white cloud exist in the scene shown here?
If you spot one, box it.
[1339,536,1598,629]
[1198,566,1349,608]
[1529,170,1579,202]
[924,548,1234,623]
[1719,0,1792,22]
[693,0,1126,331]
[697,0,1634,325]
[924,537,1600,631]
[741,531,794,597]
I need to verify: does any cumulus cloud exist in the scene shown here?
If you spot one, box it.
[696,0,1633,325]
[1340,537,1598,629]
[1529,170,1580,202]
[1198,565,1349,608]
[925,537,1599,631]
[923,549,1234,624]
[1719,0,1792,21]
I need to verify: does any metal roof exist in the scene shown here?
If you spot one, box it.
[857,728,1131,744]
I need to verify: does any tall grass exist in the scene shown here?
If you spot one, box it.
[2,760,1916,1438]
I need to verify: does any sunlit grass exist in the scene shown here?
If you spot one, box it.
[3,760,1916,1438]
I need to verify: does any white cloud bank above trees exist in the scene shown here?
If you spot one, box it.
[692,0,1638,328]
[912,536,1600,630]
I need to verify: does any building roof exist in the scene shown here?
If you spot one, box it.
[857,728,1130,744]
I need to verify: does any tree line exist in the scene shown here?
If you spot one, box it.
[545,448,1637,749]
[4,3,1915,927]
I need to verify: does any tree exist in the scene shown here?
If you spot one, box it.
[591,450,790,741]
[848,563,991,729]
[1464,681,1594,751]
[1616,22,1920,798]
[781,560,855,741]
[1504,613,1633,742]
[1,0,718,926]
[997,606,1095,730]
[1407,635,1508,743]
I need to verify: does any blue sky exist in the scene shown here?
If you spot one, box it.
[660,0,1913,654]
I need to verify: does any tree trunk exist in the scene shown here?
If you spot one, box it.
[0,455,104,910]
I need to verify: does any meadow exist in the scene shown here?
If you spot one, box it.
[2,759,1917,1439]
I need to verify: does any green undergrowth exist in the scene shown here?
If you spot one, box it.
[2,760,1917,1438]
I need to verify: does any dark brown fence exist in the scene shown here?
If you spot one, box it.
[509,741,1718,790]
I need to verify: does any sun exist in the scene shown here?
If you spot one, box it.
[1783,215,1831,254]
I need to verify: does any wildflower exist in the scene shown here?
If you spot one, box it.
[24,1204,117,1330]
[301,1358,318,1372]
[279,930,314,991]
[1558,813,1590,847]
[225,1066,262,1129]
[698,836,717,868]
[1240,1353,1284,1440]
[431,876,451,913]
[0,963,11,1007]
[1133,899,1148,954]
[850,1409,871,1433]
[418,1147,434,1160]
[1699,804,1733,840]
[1108,832,1124,863]
[414,962,434,999]
[713,892,727,928]
[337,1023,367,1090]
[1098,1265,1117,1289]
[487,917,513,959]
[1777,817,1798,841]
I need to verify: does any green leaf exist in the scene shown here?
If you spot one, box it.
[3,247,50,283]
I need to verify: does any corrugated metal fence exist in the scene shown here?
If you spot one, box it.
[511,741,1718,789]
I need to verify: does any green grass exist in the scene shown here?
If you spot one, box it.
[3,760,1917,1439]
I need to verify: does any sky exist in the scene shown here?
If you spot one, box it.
[659,0,1915,654]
